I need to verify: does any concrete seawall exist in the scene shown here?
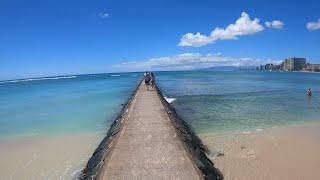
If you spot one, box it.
[80,78,223,180]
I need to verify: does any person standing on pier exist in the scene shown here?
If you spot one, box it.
[144,72,151,90]
[150,72,155,90]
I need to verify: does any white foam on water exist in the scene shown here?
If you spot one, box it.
[131,74,137,76]
[256,128,263,132]
[164,97,176,103]
[242,131,251,134]
[0,76,77,84]
[110,74,120,77]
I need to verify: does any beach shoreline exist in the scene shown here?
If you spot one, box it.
[200,121,320,180]
[0,132,102,179]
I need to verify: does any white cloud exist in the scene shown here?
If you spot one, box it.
[114,53,280,71]
[306,19,320,30]
[265,20,284,29]
[178,12,264,47]
[99,12,109,18]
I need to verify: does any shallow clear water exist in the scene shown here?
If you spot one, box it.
[0,73,141,178]
[156,70,320,134]
[0,73,141,137]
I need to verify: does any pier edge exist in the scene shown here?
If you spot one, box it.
[79,79,142,180]
[155,84,224,180]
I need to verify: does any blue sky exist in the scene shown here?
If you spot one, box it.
[1,0,320,80]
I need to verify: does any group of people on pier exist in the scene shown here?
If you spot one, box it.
[144,71,155,90]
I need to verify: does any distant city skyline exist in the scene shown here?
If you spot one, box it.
[1,0,320,80]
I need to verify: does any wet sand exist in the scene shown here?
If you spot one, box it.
[0,133,102,179]
[201,123,320,180]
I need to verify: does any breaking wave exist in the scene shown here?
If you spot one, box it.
[0,76,77,84]
[164,97,176,103]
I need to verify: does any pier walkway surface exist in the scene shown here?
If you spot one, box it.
[100,82,202,180]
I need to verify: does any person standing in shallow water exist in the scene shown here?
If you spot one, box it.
[307,88,312,96]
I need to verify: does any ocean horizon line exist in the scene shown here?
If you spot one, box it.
[0,65,264,83]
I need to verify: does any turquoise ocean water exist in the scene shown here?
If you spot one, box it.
[156,70,320,134]
[0,73,141,179]
[0,73,141,138]
[1,70,320,178]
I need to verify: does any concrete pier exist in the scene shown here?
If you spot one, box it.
[100,82,201,179]
[81,80,223,180]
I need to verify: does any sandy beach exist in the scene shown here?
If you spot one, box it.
[201,122,320,180]
[0,133,102,179]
